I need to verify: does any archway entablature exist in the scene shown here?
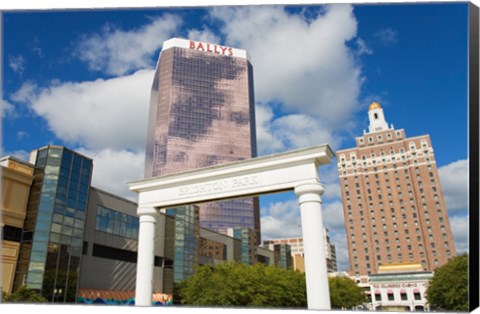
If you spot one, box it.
[129,144,335,310]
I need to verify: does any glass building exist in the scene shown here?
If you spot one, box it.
[166,205,199,283]
[273,243,293,270]
[144,38,260,243]
[95,205,139,240]
[231,227,256,265]
[13,146,92,302]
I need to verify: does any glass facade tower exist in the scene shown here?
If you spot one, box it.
[144,38,260,242]
[232,227,256,265]
[166,205,199,283]
[13,146,92,302]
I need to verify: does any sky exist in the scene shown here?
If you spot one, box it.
[1,1,471,272]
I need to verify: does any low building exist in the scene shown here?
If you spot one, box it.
[368,263,432,311]
[79,187,169,294]
[262,228,337,273]
[1,156,34,294]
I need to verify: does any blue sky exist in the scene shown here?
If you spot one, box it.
[1,2,471,272]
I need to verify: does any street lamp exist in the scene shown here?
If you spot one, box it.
[53,288,63,303]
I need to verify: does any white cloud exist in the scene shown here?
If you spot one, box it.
[374,28,398,46]
[254,103,285,154]
[260,199,302,240]
[256,102,342,155]
[1,99,15,118]
[438,159,468,212]
[448,214,469,255]
[76,147,145,201]
[322,201,345,232]
[12,69,154,151]
[10,81,38,104]
[187,28,220,44]
[75,14,182,75]
[355,38,373,55]
[260,196,346,238]
[211,5,362,125]
[1,149,31,162]
[9,55,26,75]
[17,131,29,140]
[272,114,336,149]
[323,182,341,200]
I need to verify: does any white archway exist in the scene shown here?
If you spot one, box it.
[128,145,334,310]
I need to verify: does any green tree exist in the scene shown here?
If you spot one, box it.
[3,286,48,303]
[426,254,468,311]
[177,262,307,308]
[328,276,367,309]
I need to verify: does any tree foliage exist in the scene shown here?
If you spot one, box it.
[177,262,307,308]
[177,262,369,309]
[426,254,468,311]
[329,276,367,309]
[3,286,48,303]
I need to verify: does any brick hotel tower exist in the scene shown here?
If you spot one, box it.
[144,38,260,241]
[337,102,456,277]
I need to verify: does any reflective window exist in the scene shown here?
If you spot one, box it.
[95,206,139,240]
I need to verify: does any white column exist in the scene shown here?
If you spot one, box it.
[295,182,331,310]
[135,206,157,306]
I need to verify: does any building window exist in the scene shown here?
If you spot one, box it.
[375,292,382,301]
[387,291,395,301]
[96,206,139,240]
[414,291,422,300]
[401,291,408,301]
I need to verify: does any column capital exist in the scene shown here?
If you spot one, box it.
[137,206,158,217]
[294,181,325,196]
[294,182,324,205]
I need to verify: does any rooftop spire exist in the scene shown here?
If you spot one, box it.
[368,101,390,133]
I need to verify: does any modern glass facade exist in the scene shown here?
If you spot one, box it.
[166,205,199,283]
[95,205,139,240]
[232,227,256,265]
[274,244,293,270]
[144,38,260,243]
[13,146,92,302]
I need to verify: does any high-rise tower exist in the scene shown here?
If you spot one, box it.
[144,38,260,241]
[337,102,456,277]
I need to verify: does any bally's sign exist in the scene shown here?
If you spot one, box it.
[162,38,248,60]
[189,40,234,56]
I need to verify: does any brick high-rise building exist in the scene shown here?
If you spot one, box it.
[144,38,260,242]
[337,102,456,277]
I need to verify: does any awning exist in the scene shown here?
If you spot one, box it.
[375,290,381,294]
[387,289,394,294]
[77,288,172,305]
[413,288,420,293]
[400,289,407,293]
